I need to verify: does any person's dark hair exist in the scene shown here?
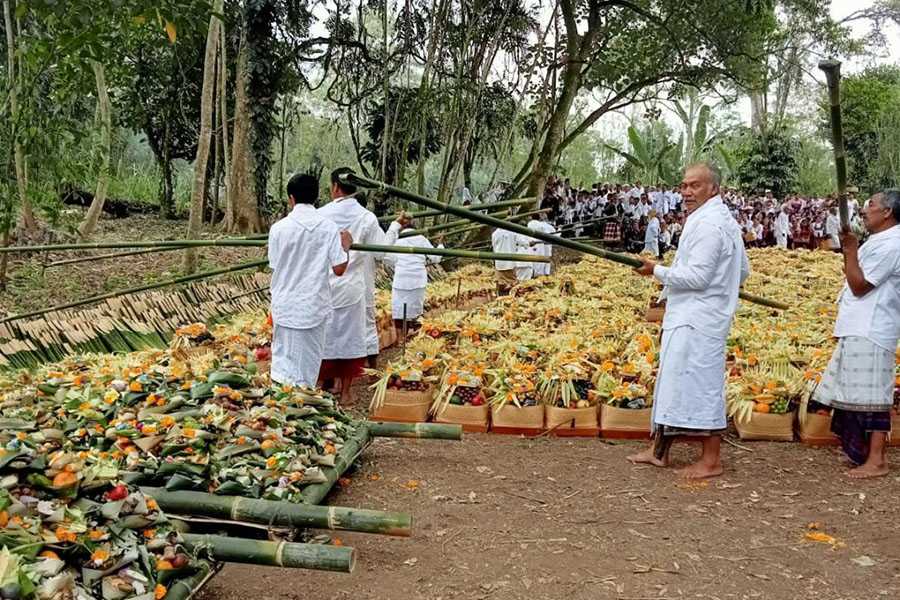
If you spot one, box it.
[331,167,357,195]
[287,173,319,205]
[879,189,900,222]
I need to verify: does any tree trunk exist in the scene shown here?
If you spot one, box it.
[4,0,36,232]
[183,0,224,273]
[159,149,174,219]
[224,41,261,233]
[526,58,583,200]
[78,61,112,240]
[218,18,231,225]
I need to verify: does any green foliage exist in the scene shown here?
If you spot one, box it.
[825,65,900,194]
[734,127,800,197]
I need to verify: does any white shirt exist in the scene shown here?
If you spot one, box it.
[775,212,790,236]
[644,217,660,245]
[825,214,840,236]
[318,196,401,308]
[387,234,442,290]
[268,204,346,329]
[833,225,900,352]
[492,228,532,270]
[653,196,750,339]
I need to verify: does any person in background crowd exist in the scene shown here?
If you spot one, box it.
[643,209,661,257]
[775,205,791,249]
[811,190,900,478]
[826,206,841,251]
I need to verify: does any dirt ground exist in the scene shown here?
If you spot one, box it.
[199,400,900,600]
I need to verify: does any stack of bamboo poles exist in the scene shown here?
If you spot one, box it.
[0,271,270,369]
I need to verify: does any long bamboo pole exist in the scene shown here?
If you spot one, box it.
[358,244,547,263]
[44,246,189,268]
[437,208,552,239]
[377,197,534,223]
[341,173,789,310]
[162,561,216,600]
[141,488,412,537]
[0,258,268,324]
[400,209,511,238]
[0,239,267,253]
[180,533,355,573]
[818,59,850,231]
[301,425,370,505]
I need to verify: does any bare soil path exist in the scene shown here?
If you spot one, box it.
[199,432,900,600]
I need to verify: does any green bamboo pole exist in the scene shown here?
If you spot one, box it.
[300,426,370,505]
[399,209,510,238]
[377,197,535,223]
[44,246,189,268]
[818,59,850,230]
[354,244,548,263]
[368,421,463,440]
[0,258,269,324]
[180,533,355,573]
[162,561,216,600]
[438,208,551,239]
[0,239,266,253]
[341,173,789,311]
[141,488,412,537]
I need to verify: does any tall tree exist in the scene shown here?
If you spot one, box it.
[77,61,111,239]
[184,0,224,273]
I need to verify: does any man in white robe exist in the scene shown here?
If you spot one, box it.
[629,162,749,479]
[774,205,791,249]
[643,209,661,257]
[492,228,534,292]
[388,224,442,339]
[318,168,402,402]
[812,190,900,478]
[526,213,555,277]
[268,174,350,388]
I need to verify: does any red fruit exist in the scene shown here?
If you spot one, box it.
[471,395,485,407]
[106,484,129,501]
[255,346,272,362]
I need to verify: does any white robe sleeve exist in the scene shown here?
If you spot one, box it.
[653,223,725,291]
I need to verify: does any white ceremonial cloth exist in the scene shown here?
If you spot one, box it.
[652,195,749,340]
[492,229,533,271]
[268,204,346,330]
[643,216,660,255]
[651,325,727,431]
[833,224,900,352]
[271,320,329,388]
[317,196,401,309]
[323,300,367,360]
[388,234,442,290]
[365,304,379,356]
[392,287,426,319]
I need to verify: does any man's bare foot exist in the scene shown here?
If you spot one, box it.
[677,461,724,480]
[627,448,668,467]
[847,463,889,479]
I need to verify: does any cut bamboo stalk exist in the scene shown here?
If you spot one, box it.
[141,488,412,537]
[399,209,510,238]
[180,533,355,573]
[0,239,267,253]
[300,426,370,505]
[161,561,216,600]
[368,421,463,440]
[44,246,189,268]
[378,197,535,223]
[341,173,789,311]
[0,259,268,324]
[438,208,551,239]
[352,244,548,263]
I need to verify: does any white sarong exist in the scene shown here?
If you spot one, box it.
[271,321,328,388]
[515,266,533,281]
[812,336,895,412]
[651,325,727,432]
[365,304,379,356]
[323,299,367,360]
[392,287,426,320]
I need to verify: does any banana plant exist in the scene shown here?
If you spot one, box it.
[603,125,676,185]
